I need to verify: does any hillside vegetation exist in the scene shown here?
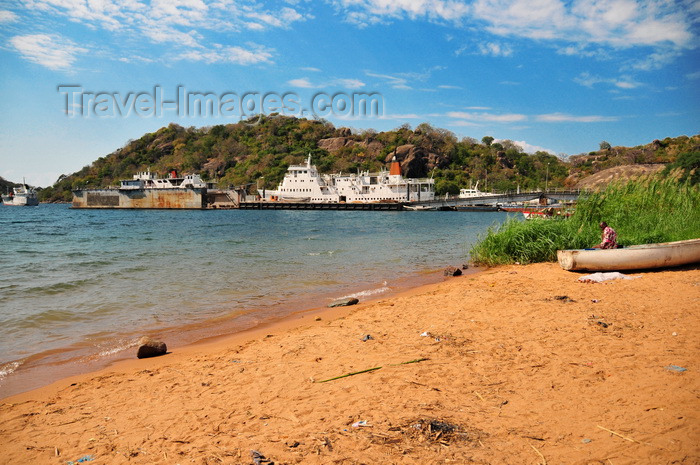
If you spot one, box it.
[0,176,19,194]
[33,116,699,202]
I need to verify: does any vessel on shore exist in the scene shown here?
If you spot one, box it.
[2,183,39,206]
[557,238,700,271]
[258,155,435,203]
[72,171,211,209]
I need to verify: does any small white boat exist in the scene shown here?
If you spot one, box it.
[403,205,437,211]
[2,183,39,206]
[557,238,700,271]
[458,181,498,199]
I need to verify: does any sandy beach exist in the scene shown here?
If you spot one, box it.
[1,262,698,464]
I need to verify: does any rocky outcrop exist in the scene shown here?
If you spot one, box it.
[573,164,665,190]
[137,337,168,359]
[328,297,359,308]
[443,266,462,277]
[317,137,356,152]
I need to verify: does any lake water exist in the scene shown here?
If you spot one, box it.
[0,204,509,396]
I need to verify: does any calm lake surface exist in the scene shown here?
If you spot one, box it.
[0,204,510,396]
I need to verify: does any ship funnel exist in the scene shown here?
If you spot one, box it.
[389,156,401,176]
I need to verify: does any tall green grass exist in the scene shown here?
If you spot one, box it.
[470,176,700,266]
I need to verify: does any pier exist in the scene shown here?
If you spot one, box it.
[237,201,403,210]
[410,189,584,210]
[211,189,585,211]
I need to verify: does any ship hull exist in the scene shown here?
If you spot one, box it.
[2,195,39,206]
[72,188,206,209]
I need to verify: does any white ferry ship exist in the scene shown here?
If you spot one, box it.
[2,183,39,206]
[258,155,435,203]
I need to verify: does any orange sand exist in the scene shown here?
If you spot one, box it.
[1,263,698,464]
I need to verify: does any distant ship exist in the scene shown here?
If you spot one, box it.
[258,155,435,203]
[2,183,39,206]
[458,181,498,199]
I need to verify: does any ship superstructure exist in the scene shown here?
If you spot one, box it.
[259,155,434,203]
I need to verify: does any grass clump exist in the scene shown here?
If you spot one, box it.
[470,175,700,266]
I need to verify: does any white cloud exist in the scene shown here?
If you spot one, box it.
[0,9,18,22]
[143,27,202,48]
[478,41,513,57]
[15,0,309,66]
[333,0,471,26]
[365,71,411,89]
[301,67,322,72]
[287,77,366,89]
[444,109,619,125]
[496,139,556,154]
[150,0,209,27]
[335,78,366,89]
[686,71,700,80]
[438,85,462,89]
[288,77,315,88]
[243,6,306,28]
[536,112,618,122]
[10,34,87,70]
[574,72,642,89]
[447,111,527,122]
[471,0,694,50]
[181,43,274,65]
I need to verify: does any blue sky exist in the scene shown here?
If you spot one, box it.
[1,0,698,187]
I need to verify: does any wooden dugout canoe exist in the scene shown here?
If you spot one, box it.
[557,238,700,271]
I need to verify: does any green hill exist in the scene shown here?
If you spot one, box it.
[38,115,699,202]
[0,176,19,195]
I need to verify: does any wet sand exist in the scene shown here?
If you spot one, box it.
[1,263,698,464]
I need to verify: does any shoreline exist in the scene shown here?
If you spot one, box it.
[2,262,697,464]
[2,269,459,405]
[1,265,476,400]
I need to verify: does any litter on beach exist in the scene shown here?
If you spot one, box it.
[66,456,94,465]
[352,420,371,428]
[578,272,641,283]
[665,365,687,372]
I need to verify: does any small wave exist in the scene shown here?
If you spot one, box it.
[63,251,90,258]
[21,308,82,326]
[23,278,97,296]
[95,338,139,358]
[307,250,338,256]
[15,249,40,255]
[0,361,22,380]
[336,282,390,300]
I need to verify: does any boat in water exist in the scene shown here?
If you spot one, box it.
[258,155,435,204]
[2,183,39,206]
[458,181,498,199]
[557,238,700,271]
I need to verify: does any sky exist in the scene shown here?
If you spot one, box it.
[1,0,699,187]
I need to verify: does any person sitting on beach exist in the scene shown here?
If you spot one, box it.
[593,221,618,249]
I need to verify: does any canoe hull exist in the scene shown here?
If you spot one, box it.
[557,238,700,271]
